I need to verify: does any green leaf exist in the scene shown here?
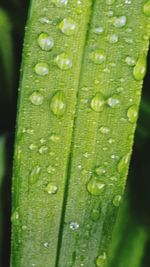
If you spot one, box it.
[11,1,150,267]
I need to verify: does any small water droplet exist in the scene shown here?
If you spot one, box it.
[87,177,105,196]
[99,126,110,134]
[69,221,79,230]
[95,166,106,175]
[113,16,127,28]
[133,54,147,81]
[46,182,58,194]
[108,138,114,144]
[50,91,66,117]
[96,252,107,267]
[89,50,106,64]
[29,91,44,106]
[50,134,60,142]
[113,195,122,207]
[118,153,130,173]
[34,62,49,76]
[39,146,48,154]
[29,144,37,150]
[90,92,105,112]
[108,33,118,43]
[29,166,41,185]
[38,33,54,51]
[107,95,120,108]
[143,0,150,16]
[127,105,138,123]
[116,87,124,93]
[106,0,115,4]
[55,53,72,70]
[91,209,100,221]
[43,241,50,248]
[125,56,136,66]
[47,165,55,174]
[93,26,104,34]
[52,0,68,7]
[11,210,19,223]
[59,18,77,36]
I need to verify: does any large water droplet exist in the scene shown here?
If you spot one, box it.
[87,177,105,196]
[29,92,44,106]
[52,0,68,7]
[50,91,66,117]
[69,221,79,230]
[89,50,106,64]
[118,153,130,173]
[59,18,77,36]
[46,182,58,194]
[107,95,120,108]
[133,54,147,81]
[34,62,49,76]
[90,92,105,112]
[143,0,150,16]
[96,252,107,267]
[113,16,127,28]
[29,166,41,185]
[113,195,122,207]
[38,33,54,51]
[127,105,138,123]
[55,53,72,70]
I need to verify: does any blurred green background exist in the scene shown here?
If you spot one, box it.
[0,1,150,266]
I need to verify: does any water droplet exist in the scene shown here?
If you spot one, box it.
[55,53,72,70]
[125,56,136,66]
[107,95,120,108]
[52,0,68,7]
[29,144,37,150]
[50,91,66,117]
[133,54,147,81]
[38,33,54,51]
[108,34,118,43]
[34,62,49,76]
[50,134,60,142]
[47,165,55,174]
[43,241,50,248]
[99,126,110,134]
[113,16,127,28]
[59,18,77,36]
[118,153,130,173]
[106,0,115,4]
[39,146,48,154]
[29,92,44,106]
[95,166,106,176]
[143,0,150,16]
[90,92,105,112]
[89,50,106,64]
[87,177,105,196]
[127,105,138,123]
[113,195,122,207]
[108,138,114,144]
[69,221,79,230]
[116,87,124,93]
[46,182,58,194]
[91,209,100,221]
[93,26,104,34]
[40,138,46,144]
[29,166,41,185]
[11,210,19,223]
[96,252,107,267]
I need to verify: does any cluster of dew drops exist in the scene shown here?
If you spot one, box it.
[12,0,150,263]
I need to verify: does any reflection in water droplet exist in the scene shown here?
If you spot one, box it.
[133,54,147,81]
[127,105,138,123]
[90,92,105,112]
[107,95,120,108]
[59,18,77,36]
[93,26,104,34]
[55,53,72,70]
[108,34,118,43]
[113,16,127,28]
[125,56,136,66]
[50,91,66,117]
[46,182,58,194]
[96,252,107,267]
[113,195,122,207]
[38,33,54,51]
[34,62,49,76]
[29,92,44,106]
[87,177,105,196]
[69,221,79,230]
[143,0,150,16]
[89,50,106,64]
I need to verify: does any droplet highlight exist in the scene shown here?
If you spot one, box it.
[46,182,58,194]
[52,0,68,7]
[133,54,147,81]
[38,33,54,51]
[113,16,127,28]
[55,53,72,70]
[127,105,138,123]
[29,92,44,106]
[89,50,106,64]
[118,153,130,173]
[59,18,77,36]
[113,195,122,207]
[34,62,49,76]
[87,177,105,196]
[69,221,79,230]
